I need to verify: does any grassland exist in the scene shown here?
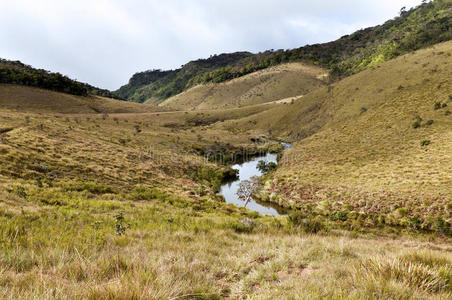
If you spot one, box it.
[218,41,452,236]
[158,62,327,110]
[1,42,452,299]
[0,84,163,114]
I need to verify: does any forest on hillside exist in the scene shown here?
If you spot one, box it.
[117,0,452,103]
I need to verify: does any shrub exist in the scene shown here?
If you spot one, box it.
[256,160,277,173]
[289,211,326,233]
[432,217,450,236]
[114,212,128,236]
[128,186,168,201]
[421,140,431,146]
[425,120,434,126]
[12,186,27,198]
[412,121,421,129]
[434,102,442,110]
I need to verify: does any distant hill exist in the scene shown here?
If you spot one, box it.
[0,84,160,114]
[0,58,122,99]
[117,0,452,104]
[159,62,328,110]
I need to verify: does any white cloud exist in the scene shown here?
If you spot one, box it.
[0,0,422,89]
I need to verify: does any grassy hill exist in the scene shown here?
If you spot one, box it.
[1,74,451,298]
[0,84,161,114]
[218,40,452,234]
[1,2,452,298]
[0,58,121,99]
[117,0,452,104]
[158,62,328,110]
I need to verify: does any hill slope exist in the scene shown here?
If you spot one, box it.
[0,58,121,99]
[220,41,452,231]
[0,84,160,114]
[117,0,452,103]
[158,62,328,110]
[1,50,451,297]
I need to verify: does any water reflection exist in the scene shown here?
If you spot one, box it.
[219,143,291,216]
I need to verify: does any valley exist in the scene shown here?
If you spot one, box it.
[0,1,451,298]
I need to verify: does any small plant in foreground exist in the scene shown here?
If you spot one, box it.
[114,212,128,236]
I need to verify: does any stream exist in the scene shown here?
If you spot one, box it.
[219,142,291,216]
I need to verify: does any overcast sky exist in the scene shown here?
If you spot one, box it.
[0,0,422,90]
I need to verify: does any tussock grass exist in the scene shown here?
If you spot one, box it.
[357,255,452,294]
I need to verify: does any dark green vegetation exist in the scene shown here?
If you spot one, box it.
[118,0,452,103]
[0,59,121,99]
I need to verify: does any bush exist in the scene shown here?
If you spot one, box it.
[420,140,431,146]
[432,217,450,236]
[12,186,27,198]
[128,186,168,201]
[289,211,326,233]
[425,120,434,126]
[256,160,277,173]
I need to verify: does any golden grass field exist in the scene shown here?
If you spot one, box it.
[215,41,452,233]
[158,62,328,111]
[0,42,451,299]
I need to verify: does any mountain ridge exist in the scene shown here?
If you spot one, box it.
[117,0,452,104]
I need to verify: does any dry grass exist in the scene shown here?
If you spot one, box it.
[159,62,327,110]
[228,41,452,232]
[1,41,452,299]
[0,84,163,114]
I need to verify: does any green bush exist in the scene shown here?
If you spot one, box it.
[256,160,277,173]
[128,186,168,201]
[432,217,450,236]
[289,211,327,233]
[420,140,431,146]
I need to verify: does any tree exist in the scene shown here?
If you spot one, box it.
[400,6,407,16]
[256,160,277,173]
[236,176,261,207]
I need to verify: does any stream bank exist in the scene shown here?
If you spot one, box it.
[219,142,291,216]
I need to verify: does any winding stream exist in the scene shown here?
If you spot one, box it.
[219,142,291,216]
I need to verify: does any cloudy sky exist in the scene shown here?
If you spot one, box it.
[0,0,421,90]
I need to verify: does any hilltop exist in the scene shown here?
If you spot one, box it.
[117,0,451,105]
[0,58,122,99]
